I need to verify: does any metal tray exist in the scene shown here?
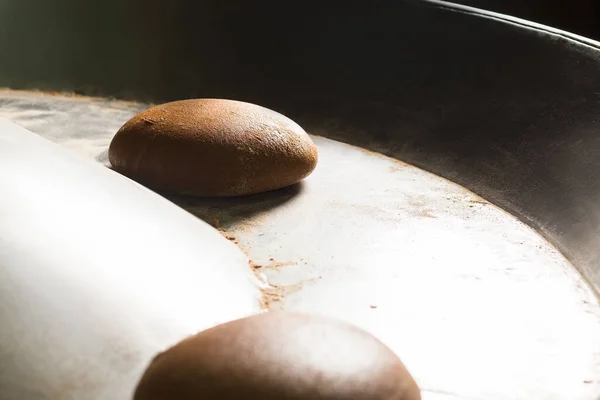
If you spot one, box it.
[2,0,600,399]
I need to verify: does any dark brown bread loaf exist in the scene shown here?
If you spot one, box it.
[108,99,318,197]
[134,312,421,400]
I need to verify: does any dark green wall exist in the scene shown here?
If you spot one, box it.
[1,0,598,102]
[0,0,325,101]
[0,0,141,97]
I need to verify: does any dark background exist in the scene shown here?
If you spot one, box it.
[0,0,599,102]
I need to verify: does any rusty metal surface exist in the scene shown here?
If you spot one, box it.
[2,90,600,399]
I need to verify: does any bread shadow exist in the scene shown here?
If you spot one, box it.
[161,182,304,230]
[95,149,112,168]
[99,149,305,229]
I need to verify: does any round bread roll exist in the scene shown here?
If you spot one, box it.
[108,99,318,197]
[134,312,421,400]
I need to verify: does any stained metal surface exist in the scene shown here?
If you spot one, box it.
[2,90,600,399]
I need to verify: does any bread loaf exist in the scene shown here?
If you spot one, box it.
[134,312,421,400]
[108,99,318,197]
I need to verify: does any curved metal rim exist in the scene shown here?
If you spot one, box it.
[419,0,600,50]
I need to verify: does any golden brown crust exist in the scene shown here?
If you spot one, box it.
[108,99,318,197]
[134,312,421,400]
